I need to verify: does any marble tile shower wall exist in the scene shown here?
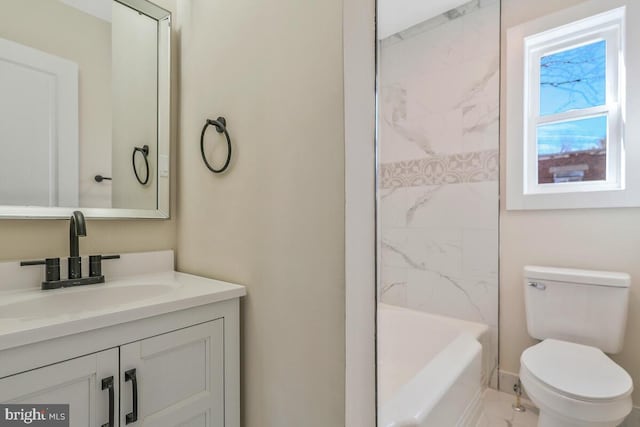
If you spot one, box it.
[378,0,500,386]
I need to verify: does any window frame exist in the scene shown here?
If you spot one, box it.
[524,12,624,195]
[505,0,639,210]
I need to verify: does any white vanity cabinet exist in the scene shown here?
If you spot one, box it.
[0,348,119,427]
[119,319,225,426]
[0,297,241,427]
[0,253,244,427]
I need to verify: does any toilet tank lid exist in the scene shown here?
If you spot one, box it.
[524,266,630,288]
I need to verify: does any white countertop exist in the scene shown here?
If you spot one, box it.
[0,270,246,352]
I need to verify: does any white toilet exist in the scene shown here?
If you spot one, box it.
[520,266,634,427]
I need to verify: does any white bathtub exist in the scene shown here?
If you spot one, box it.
[378,304,490,427]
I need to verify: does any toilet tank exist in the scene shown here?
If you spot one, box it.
[524,266,630,354]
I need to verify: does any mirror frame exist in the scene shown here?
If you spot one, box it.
[0,0,171,220]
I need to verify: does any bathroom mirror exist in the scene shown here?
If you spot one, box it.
[0,0,170,219]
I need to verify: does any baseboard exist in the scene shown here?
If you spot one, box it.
[620,406,640,426]
[497,369,531,401]
[499,369,640,426]
[458,387,484,427]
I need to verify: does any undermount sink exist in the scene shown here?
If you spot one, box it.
[0,284,175,319]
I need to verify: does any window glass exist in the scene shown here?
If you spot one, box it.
[539,40,607,116]
[537,116,607,184]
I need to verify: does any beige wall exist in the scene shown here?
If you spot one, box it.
[175,0,345,426]
[500,0,640,405]
[0,219,175,261]
[0,0,178,263]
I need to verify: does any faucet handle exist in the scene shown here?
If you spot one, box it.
[89,254,121,277]
[20,259,46,266]
[89,255,101,277]
[21,258,61,283]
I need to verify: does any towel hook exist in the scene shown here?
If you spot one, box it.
[200,116,232,173]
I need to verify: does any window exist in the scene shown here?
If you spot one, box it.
[506,1,637,210]
[524,9,624,195]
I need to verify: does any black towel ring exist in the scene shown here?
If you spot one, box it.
[200,116,232,173]
[132,145,150,185]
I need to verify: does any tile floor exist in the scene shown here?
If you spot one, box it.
[478,389,539,427]
[478,389,640,427]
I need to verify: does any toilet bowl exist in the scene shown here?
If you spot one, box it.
[521,266,634,427]
[520,340,632,427]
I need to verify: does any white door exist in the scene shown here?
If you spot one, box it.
[0,37,79,207]
[0,348,119,427]
[120,320,224,427]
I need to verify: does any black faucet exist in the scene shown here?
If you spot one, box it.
[68,211,87,279]
[20,211,120,289]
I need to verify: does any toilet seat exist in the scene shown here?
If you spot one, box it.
[520,339,633,425]
[521,339,633,402]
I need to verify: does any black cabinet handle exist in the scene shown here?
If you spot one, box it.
[125,369,138,424]
[101,376,114,427]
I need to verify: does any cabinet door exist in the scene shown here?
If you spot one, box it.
[120,320,224,427]
[0,348,119,427]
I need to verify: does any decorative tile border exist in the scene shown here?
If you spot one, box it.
[379,149,499,189]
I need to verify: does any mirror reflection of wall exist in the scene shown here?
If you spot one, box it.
[0,0,165,212]
[0,0,110,208]
[112,1,157,210]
